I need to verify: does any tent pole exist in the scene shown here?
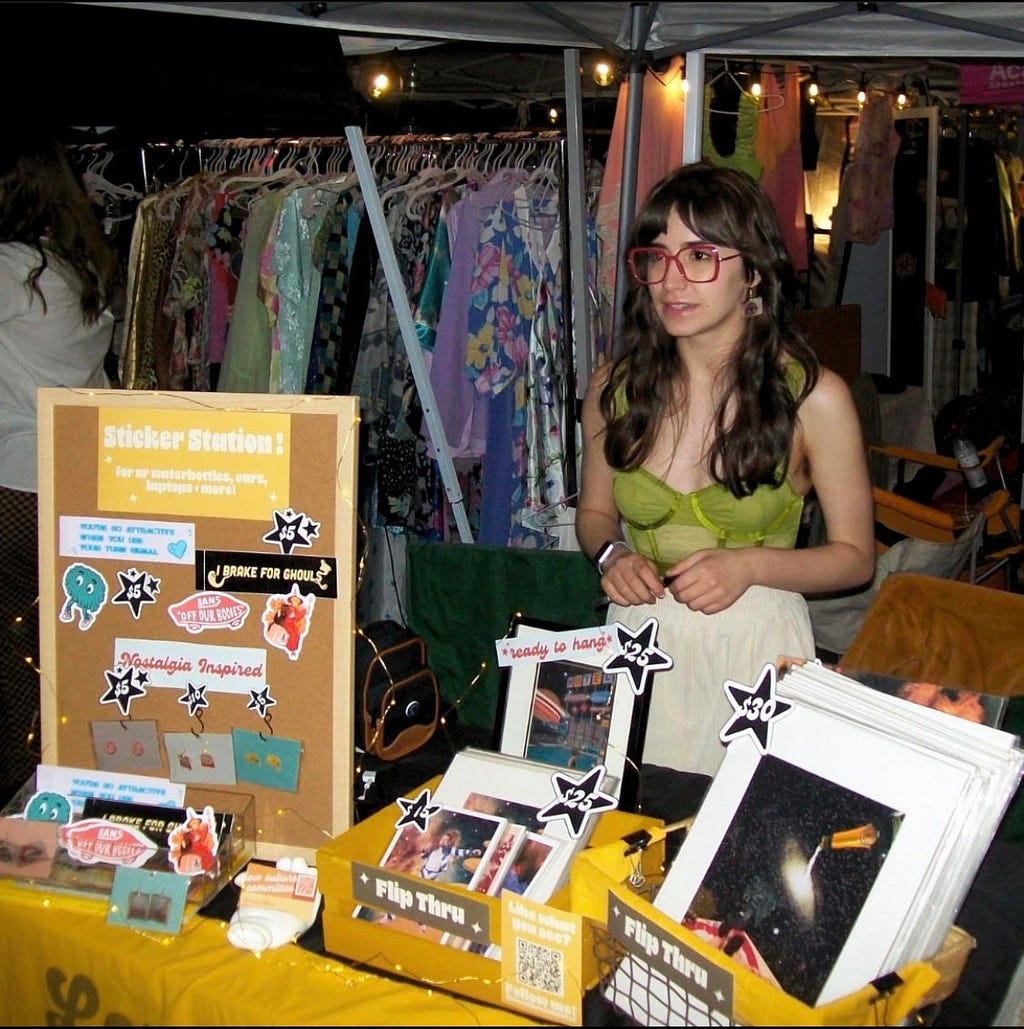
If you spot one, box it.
[563,47,587,498]
[343,124,474,545]
[681,51,706,163]
[610,3,651,355]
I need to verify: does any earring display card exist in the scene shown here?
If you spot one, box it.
[231,729,302,793]
[108,867,190,934]
[92,720,163,774]
[0,818,60,880]
[163,733,237,786]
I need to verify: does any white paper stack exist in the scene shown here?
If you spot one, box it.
[641,660,1024,1012]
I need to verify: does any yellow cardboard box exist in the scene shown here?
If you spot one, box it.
[317,775,663,1017]
[571,830,976,1026]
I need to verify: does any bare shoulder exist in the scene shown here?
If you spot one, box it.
[801,365,857,415]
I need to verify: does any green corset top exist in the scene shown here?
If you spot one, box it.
[613,467,804,576]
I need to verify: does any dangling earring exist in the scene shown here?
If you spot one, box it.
[744,285,763,318]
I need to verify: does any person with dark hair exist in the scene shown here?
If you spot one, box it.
[0,135,121,804]
[576,161,874,794]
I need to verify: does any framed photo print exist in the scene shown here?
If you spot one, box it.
[494,616,648,811]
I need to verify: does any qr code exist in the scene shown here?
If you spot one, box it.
[515,936,564,995]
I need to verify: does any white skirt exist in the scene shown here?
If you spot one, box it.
[607,585,816,778]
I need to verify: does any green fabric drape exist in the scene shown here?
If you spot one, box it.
[407,539,604,727]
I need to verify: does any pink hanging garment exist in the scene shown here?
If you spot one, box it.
[754,65,809,272]
[596,55,687,345]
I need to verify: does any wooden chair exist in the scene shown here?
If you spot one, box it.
[870,435,1021,587]
[806,432,1021,656]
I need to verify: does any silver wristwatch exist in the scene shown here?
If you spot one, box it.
[595,539,632,576]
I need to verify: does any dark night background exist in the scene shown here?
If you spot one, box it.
[3,2,618,146]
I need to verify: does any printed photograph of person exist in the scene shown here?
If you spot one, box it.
[353,806,504,944]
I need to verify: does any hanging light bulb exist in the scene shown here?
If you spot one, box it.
[357,57,403,101]
[857,73,868,107]
[807,67,820,104]
[369,70,392,99]
[896,80,908,109]
[592,56,617,88]
[547,106,561,124]
[749,62,762,99]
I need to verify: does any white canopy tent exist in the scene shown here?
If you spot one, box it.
[98,2,1024,374]
[91,3,1024,60]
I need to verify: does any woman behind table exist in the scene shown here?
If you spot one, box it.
[576,161,874,791]
[0,135,120,804]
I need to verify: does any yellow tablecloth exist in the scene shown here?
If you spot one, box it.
[0,877,544,1026]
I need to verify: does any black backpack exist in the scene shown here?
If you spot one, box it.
[354,620,440,762]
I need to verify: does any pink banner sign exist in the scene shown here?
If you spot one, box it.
[959,64,1024,105]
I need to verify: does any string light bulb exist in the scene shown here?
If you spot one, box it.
[896,80,908,109]
[749,62,762,99]
[807,67,820,104]
[357,57,403,101]
[592,56,616,88]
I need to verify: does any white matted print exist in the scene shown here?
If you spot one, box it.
[649,694,980,1008]
[495,617,646,809]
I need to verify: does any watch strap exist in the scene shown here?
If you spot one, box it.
[595,539,630,576]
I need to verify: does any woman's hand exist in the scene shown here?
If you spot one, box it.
[662,548,754,614]
[600,550,666,607]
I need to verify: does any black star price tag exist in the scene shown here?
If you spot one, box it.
[602,617,673,696]
[246,685,277,719]
[537,765,617,839]
[178,681,209,719]
[111,567,161,619]
[719,662,792,754]
[262,507,321,555]
[395,788,441,833]
[99,665,148,717]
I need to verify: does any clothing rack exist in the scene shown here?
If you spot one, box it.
[345,125,470,544]
[122,127,588,554]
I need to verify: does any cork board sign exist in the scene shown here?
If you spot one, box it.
[36,388,359,860]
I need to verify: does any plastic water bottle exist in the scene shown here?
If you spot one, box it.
[952,438,990,495]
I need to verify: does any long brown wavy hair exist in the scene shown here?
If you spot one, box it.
[0,135,120,324]
[600,161,820,497]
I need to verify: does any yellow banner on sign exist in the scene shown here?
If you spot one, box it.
[97,408,291,519]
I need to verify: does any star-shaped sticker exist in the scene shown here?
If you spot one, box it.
[111,567,161,619]
[602,618,673,696]
[262,507,320,555]
[538,765,617,839]
[99,665,148,717]
[246,685,277,719]
[178,681,209,718]
[719,661,793,753]
[395,788,440,833]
